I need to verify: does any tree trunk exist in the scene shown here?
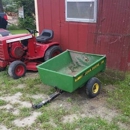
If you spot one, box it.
[0,0,4,12]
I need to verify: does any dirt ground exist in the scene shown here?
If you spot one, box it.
[0,73,129,130]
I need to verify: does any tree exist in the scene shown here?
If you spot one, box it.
[2,0,13,7]
[13,0,35,29]
[2,0,16,13]
[0,0,4,12]
[13,0,35,16]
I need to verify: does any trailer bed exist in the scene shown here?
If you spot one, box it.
[37,50,106,93]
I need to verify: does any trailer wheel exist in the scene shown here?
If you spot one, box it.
[8,61,26,79]
[86,77,101,98]
[0,67,6,71]
[44,46,62,61]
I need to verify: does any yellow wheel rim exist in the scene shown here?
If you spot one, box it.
[92,83,99,94]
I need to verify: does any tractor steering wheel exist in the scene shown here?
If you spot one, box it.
[26,28,33,34]
[26,28,39,36]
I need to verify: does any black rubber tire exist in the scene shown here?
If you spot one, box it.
[44,46,62,61]
[0,67,6,71]
[8,60,26,79]
[86,77,101,98]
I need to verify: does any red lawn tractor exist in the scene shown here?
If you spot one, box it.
[0,29,62,79]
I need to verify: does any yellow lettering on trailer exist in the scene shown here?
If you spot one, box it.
[75,75,83,82]
[92,63,99,70]
[74,61,103,82]
[85,69,91,75]
[101,60,104,64]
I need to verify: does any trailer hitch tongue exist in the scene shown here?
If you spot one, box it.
[32,91,63,109]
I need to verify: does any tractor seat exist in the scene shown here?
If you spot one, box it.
[36,29,54,43]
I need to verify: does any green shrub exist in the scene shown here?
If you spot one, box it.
[7,24,20,30]
[18,16,36,29]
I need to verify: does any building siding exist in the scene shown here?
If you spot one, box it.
[36,0,130,71]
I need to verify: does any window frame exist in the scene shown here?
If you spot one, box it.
[65,0,97,23]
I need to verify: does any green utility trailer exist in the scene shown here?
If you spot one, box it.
[33,50,106,109]
[38,50,106,95]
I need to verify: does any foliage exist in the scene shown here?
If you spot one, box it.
[4,4,17,13]
[13,0,36,29]
[13,0,35,16]
[108,74,130,119]
[18,16,35,29]
[7,24,20,30]
[2,0,16,12]
[0,0,4,12]
[2,0,36,29]
[2,0,13,7]
[0,99,7,106]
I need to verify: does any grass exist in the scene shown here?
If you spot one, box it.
[0,110,17,128]
[9,29,28,34]
[34,107,120,130]
[108,74,130,115]
[55,117,120,130]
[18,107,32,118]
[0,67,130,129]
[107,74,130,126]
[0,99,7,106]
[97,69,126,85]
[113,115,130,125]
[98,71,130,127]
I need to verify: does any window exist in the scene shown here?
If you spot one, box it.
[65,0,97,23]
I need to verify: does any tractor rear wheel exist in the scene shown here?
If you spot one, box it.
[8,61,26,79]
[86,77,101,98]
[44,46,62,61]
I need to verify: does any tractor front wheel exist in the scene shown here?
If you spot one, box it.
[44,46,62,61]
[8,61,26,79]
[86,77,101,98]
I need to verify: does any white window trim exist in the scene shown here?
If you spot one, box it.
[65,0,97,23]
[34,0,39,35]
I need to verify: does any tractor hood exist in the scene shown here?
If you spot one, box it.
[0,29,10,36]
[0,34,32,43]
